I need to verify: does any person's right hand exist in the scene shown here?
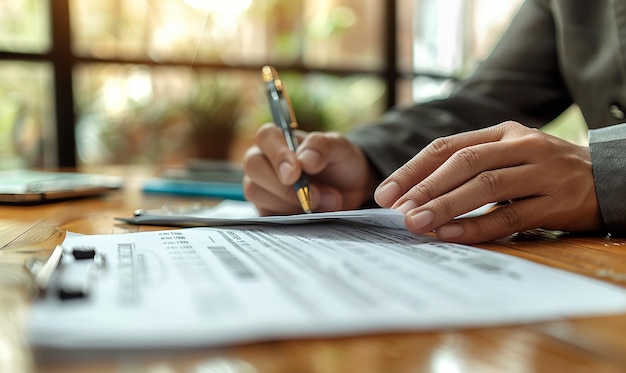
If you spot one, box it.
[242,123,379,216]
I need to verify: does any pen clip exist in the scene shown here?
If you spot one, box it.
[262,66,299,149]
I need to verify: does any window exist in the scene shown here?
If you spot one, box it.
[0,0,55,168]
[398,0,524,104]
[0,0,525,170]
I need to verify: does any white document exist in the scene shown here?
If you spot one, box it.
[28,223,626,349]
[121,200,495,228]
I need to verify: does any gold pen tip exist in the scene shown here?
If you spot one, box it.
[296,187,313,214]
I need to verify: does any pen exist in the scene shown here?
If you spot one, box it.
[261,65,313,214]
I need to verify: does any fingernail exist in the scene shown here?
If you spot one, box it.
[278,162,294,182]
[438,224,464,239]
[375,181,401,206]
[395,199,417,214]
[298,149,321,165]
[408,210,435,230]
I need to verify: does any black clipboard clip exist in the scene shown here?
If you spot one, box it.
[26,244,106,300]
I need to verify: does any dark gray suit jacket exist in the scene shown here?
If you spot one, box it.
[347,0,626,236]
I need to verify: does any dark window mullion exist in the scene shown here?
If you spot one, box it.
[49,0,76,167]
[384,0,398,110]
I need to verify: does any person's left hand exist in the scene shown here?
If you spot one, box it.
[374,121,603,244]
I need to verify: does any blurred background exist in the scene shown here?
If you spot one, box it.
[0,0,585,171]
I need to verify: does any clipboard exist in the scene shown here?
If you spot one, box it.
[25,244,106,300]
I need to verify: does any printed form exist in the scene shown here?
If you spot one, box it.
[122,199,494,227]
[28,221,626,349]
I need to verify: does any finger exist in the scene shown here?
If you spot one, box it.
[297,132,363,182]
[297,132,344,174]
[375,123,513,207]
[292,129,309,145]
[393,137,540,210]
[242,146,302,207]
[243,175,305,215]
[255,123,303,184]
[314,185,344,212]
[432,197,550,244]
[244,174,336,215]
[401,164,545,233]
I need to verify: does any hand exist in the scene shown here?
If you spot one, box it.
[374,121,602,244]
[243,123,379,215]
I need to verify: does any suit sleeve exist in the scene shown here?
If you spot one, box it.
[589,124,626,236]
[347,0,572,177]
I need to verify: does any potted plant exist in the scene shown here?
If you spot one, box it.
[187,73,243,160]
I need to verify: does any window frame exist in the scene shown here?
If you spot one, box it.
[0,0,426,167]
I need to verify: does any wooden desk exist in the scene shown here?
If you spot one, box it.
[1,168,625,373]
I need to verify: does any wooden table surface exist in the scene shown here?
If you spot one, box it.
[1,167,625,373]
